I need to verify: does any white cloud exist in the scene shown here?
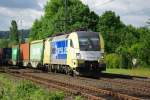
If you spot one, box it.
[0,7,44,30]
[36,0,47,9]
[0,0,41,10]
[0,0,47,31]
[81,0,150,27]
[121,15,149,27]
[0,0,149,31]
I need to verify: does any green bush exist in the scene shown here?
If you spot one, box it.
[75,96,85,100]
[0,74,64,100]
[15,81,64,100]
[105,53,121,68]
[15,81,40,100]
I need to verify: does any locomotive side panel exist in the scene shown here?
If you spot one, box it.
[67,32,80,69]
[43,39,51,64]
[51,40,68,65]
[100,34,104,54]
[50,35,68,65]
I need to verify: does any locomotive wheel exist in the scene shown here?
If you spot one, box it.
[43,64,48,72]
[71,70,79,77]
[37,63,43,70]
[27,63,32,68]
[72,70,76,77]
[64,66,69,75]
[48,65,52,72]
[50,65,54,72]
[51,65,56,73]
[53,68,57,73]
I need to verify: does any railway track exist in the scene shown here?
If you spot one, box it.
[0,67,142,100]
[87,76,150,95]
[100,78,150,94]
[75,75,150,98]
[101,73,150,84]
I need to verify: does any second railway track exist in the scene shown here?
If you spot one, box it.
[76,75,150,97]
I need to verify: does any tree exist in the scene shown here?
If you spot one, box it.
[9,20,19,45]
[30,0,99,40]
[0,39,9,48]
[146,18,150,26]
[138,27,150,65]
[143,36,150,65]
[29,19,42,41]
[97,11,125,53]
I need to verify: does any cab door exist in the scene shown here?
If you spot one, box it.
[67,33,80,69]
[67,39,76,69]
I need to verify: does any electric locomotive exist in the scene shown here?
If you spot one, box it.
[43,31,106,76]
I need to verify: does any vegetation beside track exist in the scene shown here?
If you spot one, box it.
[106,68,150,78]
[0,73,66,100]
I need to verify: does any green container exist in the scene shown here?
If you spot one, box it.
[30,40,44,68]
[12,45,20,65]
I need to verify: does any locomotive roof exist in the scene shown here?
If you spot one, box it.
[30,39,44,44]
[50,31,99,37]
[45,31,100,41]
[76,31,99,37]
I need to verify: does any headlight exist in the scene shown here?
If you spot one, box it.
[76,53,81,59]
[101,53,104,59]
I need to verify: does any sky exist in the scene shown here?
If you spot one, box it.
[0,0,149,31]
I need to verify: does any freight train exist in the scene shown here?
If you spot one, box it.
[0,31,106,76]
[0,48,12,65]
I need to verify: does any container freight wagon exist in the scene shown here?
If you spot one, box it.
[2,48,12,65]
[30,40,44,68]
[12,45,20,65]
[20,43,30,67]
[43,31,106,75]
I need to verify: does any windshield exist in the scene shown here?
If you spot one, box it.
[79,37,100,51]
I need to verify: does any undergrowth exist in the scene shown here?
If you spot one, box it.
[0,73,64,100]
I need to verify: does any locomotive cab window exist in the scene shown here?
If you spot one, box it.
[78,32,100,51]
[70,39,74,48]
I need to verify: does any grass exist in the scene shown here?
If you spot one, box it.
[0,73,85,100]
[106,68,150,78]
[0,73,65,100]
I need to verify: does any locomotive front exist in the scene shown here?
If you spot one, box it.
[67,31,106,75]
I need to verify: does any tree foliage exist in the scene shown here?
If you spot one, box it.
[97,11,150,68]
[0,39,9,48]
[146,18,150,25]
[139,28,150,65]
[106,53,121,68]
[97,11,125,53]
[30,0,99,40]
